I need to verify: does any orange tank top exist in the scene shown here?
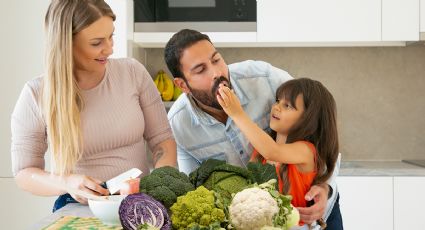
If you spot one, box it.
[250,141,317,208]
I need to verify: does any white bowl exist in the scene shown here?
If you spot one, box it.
[88,195,127,226]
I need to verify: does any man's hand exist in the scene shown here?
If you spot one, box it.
[297,184,329,224]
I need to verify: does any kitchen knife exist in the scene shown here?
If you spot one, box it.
[105,168,142,195]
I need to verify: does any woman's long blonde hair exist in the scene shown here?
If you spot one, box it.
[43,0,115,176]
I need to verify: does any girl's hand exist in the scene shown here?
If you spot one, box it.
[63,174,109,204]
[217,85,244,118]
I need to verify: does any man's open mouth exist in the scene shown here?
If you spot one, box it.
[212,77,230,96]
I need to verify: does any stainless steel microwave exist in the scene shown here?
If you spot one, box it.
[134,0,256,32]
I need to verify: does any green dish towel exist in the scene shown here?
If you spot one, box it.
[43,216,122,230]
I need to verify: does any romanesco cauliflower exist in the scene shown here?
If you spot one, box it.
[170,186,225,230]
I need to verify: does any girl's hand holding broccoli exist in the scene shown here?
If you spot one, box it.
[217,85,244,118]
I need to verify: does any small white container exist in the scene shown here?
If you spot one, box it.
[88,195,127,226]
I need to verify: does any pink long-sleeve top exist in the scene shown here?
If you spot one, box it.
[11,58,173,181]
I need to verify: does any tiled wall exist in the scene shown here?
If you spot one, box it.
[136,45,425,161]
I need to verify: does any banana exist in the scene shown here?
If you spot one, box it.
[172,85,182,101]
[154,70,164,93]
[154,75,159,88]
[161,71,174,101]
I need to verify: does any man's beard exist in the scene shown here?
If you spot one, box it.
[187,76,231,110]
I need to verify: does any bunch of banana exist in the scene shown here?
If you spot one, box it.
[172,84,182,101]
[154,70,182,101]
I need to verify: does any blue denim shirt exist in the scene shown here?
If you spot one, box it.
[168,60,339,219]
[168,60,291,173]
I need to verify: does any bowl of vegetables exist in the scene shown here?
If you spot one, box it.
[88,195,127,226]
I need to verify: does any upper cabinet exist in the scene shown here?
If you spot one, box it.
[257,0,382,43]
[105,0,133,57]
[134,32,257,48]
[382,0,419,41]
[131,0,421,47]
[421,0,425,32]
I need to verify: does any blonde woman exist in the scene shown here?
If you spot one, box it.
[11,0,176,212]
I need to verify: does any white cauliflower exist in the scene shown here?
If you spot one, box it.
[229,187,279,230]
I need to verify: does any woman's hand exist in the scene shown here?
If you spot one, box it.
[217,85,244,118]
[63,174,109,204]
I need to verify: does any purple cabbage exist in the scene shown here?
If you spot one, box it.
[119,193,171,230]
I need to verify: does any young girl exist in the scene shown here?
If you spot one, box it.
[217,78,339,213]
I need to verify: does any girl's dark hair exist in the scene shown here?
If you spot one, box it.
[272,78,339,186]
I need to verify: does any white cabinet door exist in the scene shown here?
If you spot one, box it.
[134,32,257,48]
[336,176,393,230]
[393,177,425,230]
[0,178,56,229]
[382,0,420,41]
[257,0,381,42]
[421,0,425,32]
[105,0,133,57]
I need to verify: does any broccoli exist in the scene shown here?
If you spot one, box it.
[170,186,225,230]
[139,166,195,208]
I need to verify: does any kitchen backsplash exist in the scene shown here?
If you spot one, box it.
[135,45,425,161]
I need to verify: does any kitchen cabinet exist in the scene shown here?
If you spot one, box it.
[105,0,133,57]
[0,178,56,229]
[382,0,420,41]
[257,0,381,43]
[421,0,425,32]
[336,176,393,230]
[134,32,257,48]
[393,177,425,230]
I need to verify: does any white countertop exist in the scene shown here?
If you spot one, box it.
[31,161,425,229]
[339,160,425,176]
[31,203,94,230]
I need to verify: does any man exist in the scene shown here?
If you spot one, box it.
[165,29,343,229]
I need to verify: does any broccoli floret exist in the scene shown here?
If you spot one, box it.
[152,166,191,182]
[165,175,197,197]
[139,173,163,190]
[170,186,225,230]
[145,186,177,208]
[139,166,194,208]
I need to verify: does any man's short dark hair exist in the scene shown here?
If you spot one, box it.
[164,29,211,79]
